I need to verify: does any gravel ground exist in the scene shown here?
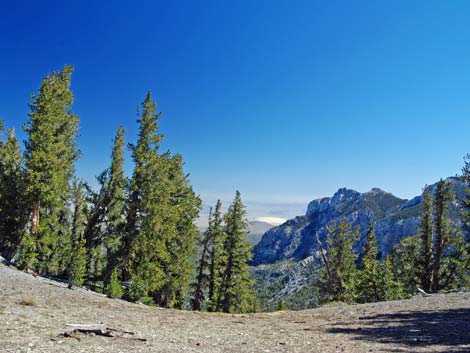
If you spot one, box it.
[1,262,470,353]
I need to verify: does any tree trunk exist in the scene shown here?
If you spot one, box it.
[31,199,40,234]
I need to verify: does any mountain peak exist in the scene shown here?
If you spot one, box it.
[331,187,360,204]
[368,187,385,193]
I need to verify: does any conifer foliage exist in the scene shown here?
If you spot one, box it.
[125,92,201,308]
[21,65,80,275]
[418,188,433,292]
[207,200,225,311]
[216,191,254,313]
[1,66,210,310]
[393,180,468,295]
[192,194,255,313]
[0,125,25,260]
[318,222,358,304]
[83,126,127,285]
[68,180,88,288]
[355,223,381,303]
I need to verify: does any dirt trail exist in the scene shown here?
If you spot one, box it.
[1,263,469,353]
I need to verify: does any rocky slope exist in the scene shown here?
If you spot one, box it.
[252,177,466,266]
[2,261,470,353]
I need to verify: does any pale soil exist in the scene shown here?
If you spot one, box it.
[1,262,470,353]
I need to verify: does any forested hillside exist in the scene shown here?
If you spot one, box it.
[0,66,254,313]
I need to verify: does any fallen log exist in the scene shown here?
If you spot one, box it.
[418,288,432,297]
[63,323,146,341]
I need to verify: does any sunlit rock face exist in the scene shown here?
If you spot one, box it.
[251,177,465,266]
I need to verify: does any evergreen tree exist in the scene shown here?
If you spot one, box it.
[216,191,254,313]
[460,154,470,278]
[103,127,127,282]
[207,200,225,311]
[155,153,200,308]
[319,221,358,304]
[68,180,88,288]
[126,92,200,308]
[389,235,420,296]
[439,228,467,289]
[355,222,381,303]
[192,208,213,310]
[277,299,286,311]
[380,256,406,300]
[106,267,124,298]
[418,187,433,292]
[83,127,127,284]
[192,200,226,311]
[0,126,26,260]
[123,92,163,284]
[431,179,453,292]
[22,65,80,275]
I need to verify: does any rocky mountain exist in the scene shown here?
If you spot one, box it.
[252,177,466,266]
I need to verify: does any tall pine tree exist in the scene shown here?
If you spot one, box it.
[192,207,213,310]
[126,92,200,308]
[319,221,358,304]
[68,179,88,288]
[21,65,80,275]
[192,200,225,311]
[0,125,25,260]
[207,200,225,311]
[460,154,470,279]
[216,191,254,313]
[355,222,381,303]
[431,179,453,292]
[418,187,433,292]
[83,127,127,284]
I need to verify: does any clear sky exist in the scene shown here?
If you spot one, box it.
[2,1,470,222]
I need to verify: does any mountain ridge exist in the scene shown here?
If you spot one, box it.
[252,177,465,266]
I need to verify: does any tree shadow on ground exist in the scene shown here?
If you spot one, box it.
[327,308,470,353]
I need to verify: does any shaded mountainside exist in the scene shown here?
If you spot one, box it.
[252,177,466,266]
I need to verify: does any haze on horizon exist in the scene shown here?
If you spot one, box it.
[2,1,470,221]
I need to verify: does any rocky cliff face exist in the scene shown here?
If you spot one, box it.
[252,177,465,266]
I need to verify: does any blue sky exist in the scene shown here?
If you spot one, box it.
[2,1,470,222]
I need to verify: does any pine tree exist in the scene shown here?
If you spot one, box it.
[389,235,420,296]
[192,208,213,310]
[156,153,200,308]
[355,222,381,303]
[126,92,200,308]
[103,127,127,281]
[83,127,127,284]
[192,200,225,311]
[277,299,286,311]
[460,155,470,281]
[216,191,254,313]
[431,179,453,292]
[439,228,467,289]
[68,180,88,288]
[123,92,163,284]
[207,200,224,311]
[106,267,124,298]
[418,187,433,292]
[0,126,26,260]
[22,65,80,275]
[319,221,359,304]
[380,256,406,300]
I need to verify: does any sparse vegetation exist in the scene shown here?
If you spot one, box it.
[18,295,36,306]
